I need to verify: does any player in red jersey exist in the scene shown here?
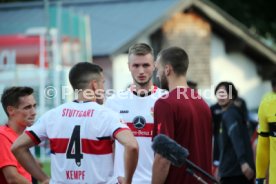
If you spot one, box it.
[152,47,212,184]
[0,86,36,184]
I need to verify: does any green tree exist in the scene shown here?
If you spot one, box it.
[209,0,276,43]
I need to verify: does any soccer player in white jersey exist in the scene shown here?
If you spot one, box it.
[11,62,139,184]
[105,43,167,184]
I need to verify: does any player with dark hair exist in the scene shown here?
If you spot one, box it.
[256,76,276,184]
[12,62,139,184]
[0,86,36,184]
[69,62,105,104]
[152,47,212,184]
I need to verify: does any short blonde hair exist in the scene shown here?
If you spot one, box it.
[128,43,153,56]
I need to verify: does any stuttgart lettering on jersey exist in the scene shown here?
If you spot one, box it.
[26,101,126,184]
[66,170,85,180]
[62,108,95,118]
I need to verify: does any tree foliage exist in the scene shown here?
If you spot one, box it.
[209,0,276,42]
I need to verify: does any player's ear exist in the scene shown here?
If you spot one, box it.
[89,79,98,91]
[128,61,131,71]
[7,106,16,117]
[164,64,171,76]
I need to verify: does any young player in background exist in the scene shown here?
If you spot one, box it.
[0,86,36,184]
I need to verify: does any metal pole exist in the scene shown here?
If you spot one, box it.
[52,0,62,107]
[39,33,46,116]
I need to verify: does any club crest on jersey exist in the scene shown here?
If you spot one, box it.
[133,116,146,129]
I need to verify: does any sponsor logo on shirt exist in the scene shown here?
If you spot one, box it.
[126,121,153,137]
[120,110,129,114]
[133,116,146,129]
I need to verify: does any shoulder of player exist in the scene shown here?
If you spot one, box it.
[97,106,120,121]
[0,128,7,138]
[261,92,276,105]
[0,126,6,134]
[149,88,168,99]
[155,87,168,94]
[155,96,172,106]
[0,127,14,142]
[37,102,72,120]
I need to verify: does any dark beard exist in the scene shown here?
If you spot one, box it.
[160,73,169,91]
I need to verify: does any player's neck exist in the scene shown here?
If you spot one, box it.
[168,76,188,91]
[131,82,155,97]
[7,120,26,135]
[132,82,154,92]
[77,92,96,102]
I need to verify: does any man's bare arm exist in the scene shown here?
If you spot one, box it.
[11,133,50,183]
[2,166,31,184]
[152,153,171,184]
[115,130,139,184]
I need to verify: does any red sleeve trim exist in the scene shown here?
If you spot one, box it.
[25,131,41,145]
[113,128,129,139]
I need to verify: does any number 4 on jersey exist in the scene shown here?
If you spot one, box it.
[66,125,83,166]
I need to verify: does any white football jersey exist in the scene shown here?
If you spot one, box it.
[105,86,167,184]
[26,101,128,184]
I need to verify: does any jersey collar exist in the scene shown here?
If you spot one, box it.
[130,85,158,97]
